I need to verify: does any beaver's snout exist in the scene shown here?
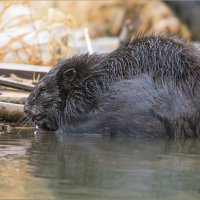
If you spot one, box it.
[24,99,57,131]
[36,117,58,131]
[24,101,32,115]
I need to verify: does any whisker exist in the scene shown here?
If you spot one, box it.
[17,116,35,134]
[20,115,33,127]
[16,115,27,126]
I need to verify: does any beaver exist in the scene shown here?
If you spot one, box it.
[24,35,200,139]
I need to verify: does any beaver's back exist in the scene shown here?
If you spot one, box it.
[107,35,200,96]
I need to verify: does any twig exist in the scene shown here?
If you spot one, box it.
[0,102,25,122]
[0,102,24,111]
[0,62,49,72]
[84,28,93,54]
[0,95,27,104]
[0,77,35,91]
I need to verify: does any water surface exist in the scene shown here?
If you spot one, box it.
[0,132,200,200]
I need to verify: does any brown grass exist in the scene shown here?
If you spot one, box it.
[0,1,75,66]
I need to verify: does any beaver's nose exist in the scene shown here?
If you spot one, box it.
[24,101,32,114]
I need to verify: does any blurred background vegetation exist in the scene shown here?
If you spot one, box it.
[0,0,199,67]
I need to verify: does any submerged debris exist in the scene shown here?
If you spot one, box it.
[0,123,35,134]
[0,124,14,133]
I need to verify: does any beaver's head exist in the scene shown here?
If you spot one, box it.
[24,53,104,131]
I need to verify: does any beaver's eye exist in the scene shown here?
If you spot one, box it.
[40,88,49,93]
[45,89,50,93]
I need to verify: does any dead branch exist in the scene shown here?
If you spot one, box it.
[0,102,25,122]
[0,77,35,91]
[0,95,27,104]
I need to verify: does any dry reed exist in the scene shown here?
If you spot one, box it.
[0,1,75,66]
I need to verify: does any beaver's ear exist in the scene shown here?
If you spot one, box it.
[63,68,76,86]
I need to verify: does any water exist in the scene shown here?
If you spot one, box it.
[0,132,200,200]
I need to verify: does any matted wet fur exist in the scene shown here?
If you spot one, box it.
[24,35,200,139]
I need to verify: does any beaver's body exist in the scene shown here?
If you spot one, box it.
[24,35,200,138]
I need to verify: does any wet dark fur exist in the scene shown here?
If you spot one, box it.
[24,35,200,139]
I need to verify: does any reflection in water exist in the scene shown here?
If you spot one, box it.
[0,132,200,200]
[0,134,54,199]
